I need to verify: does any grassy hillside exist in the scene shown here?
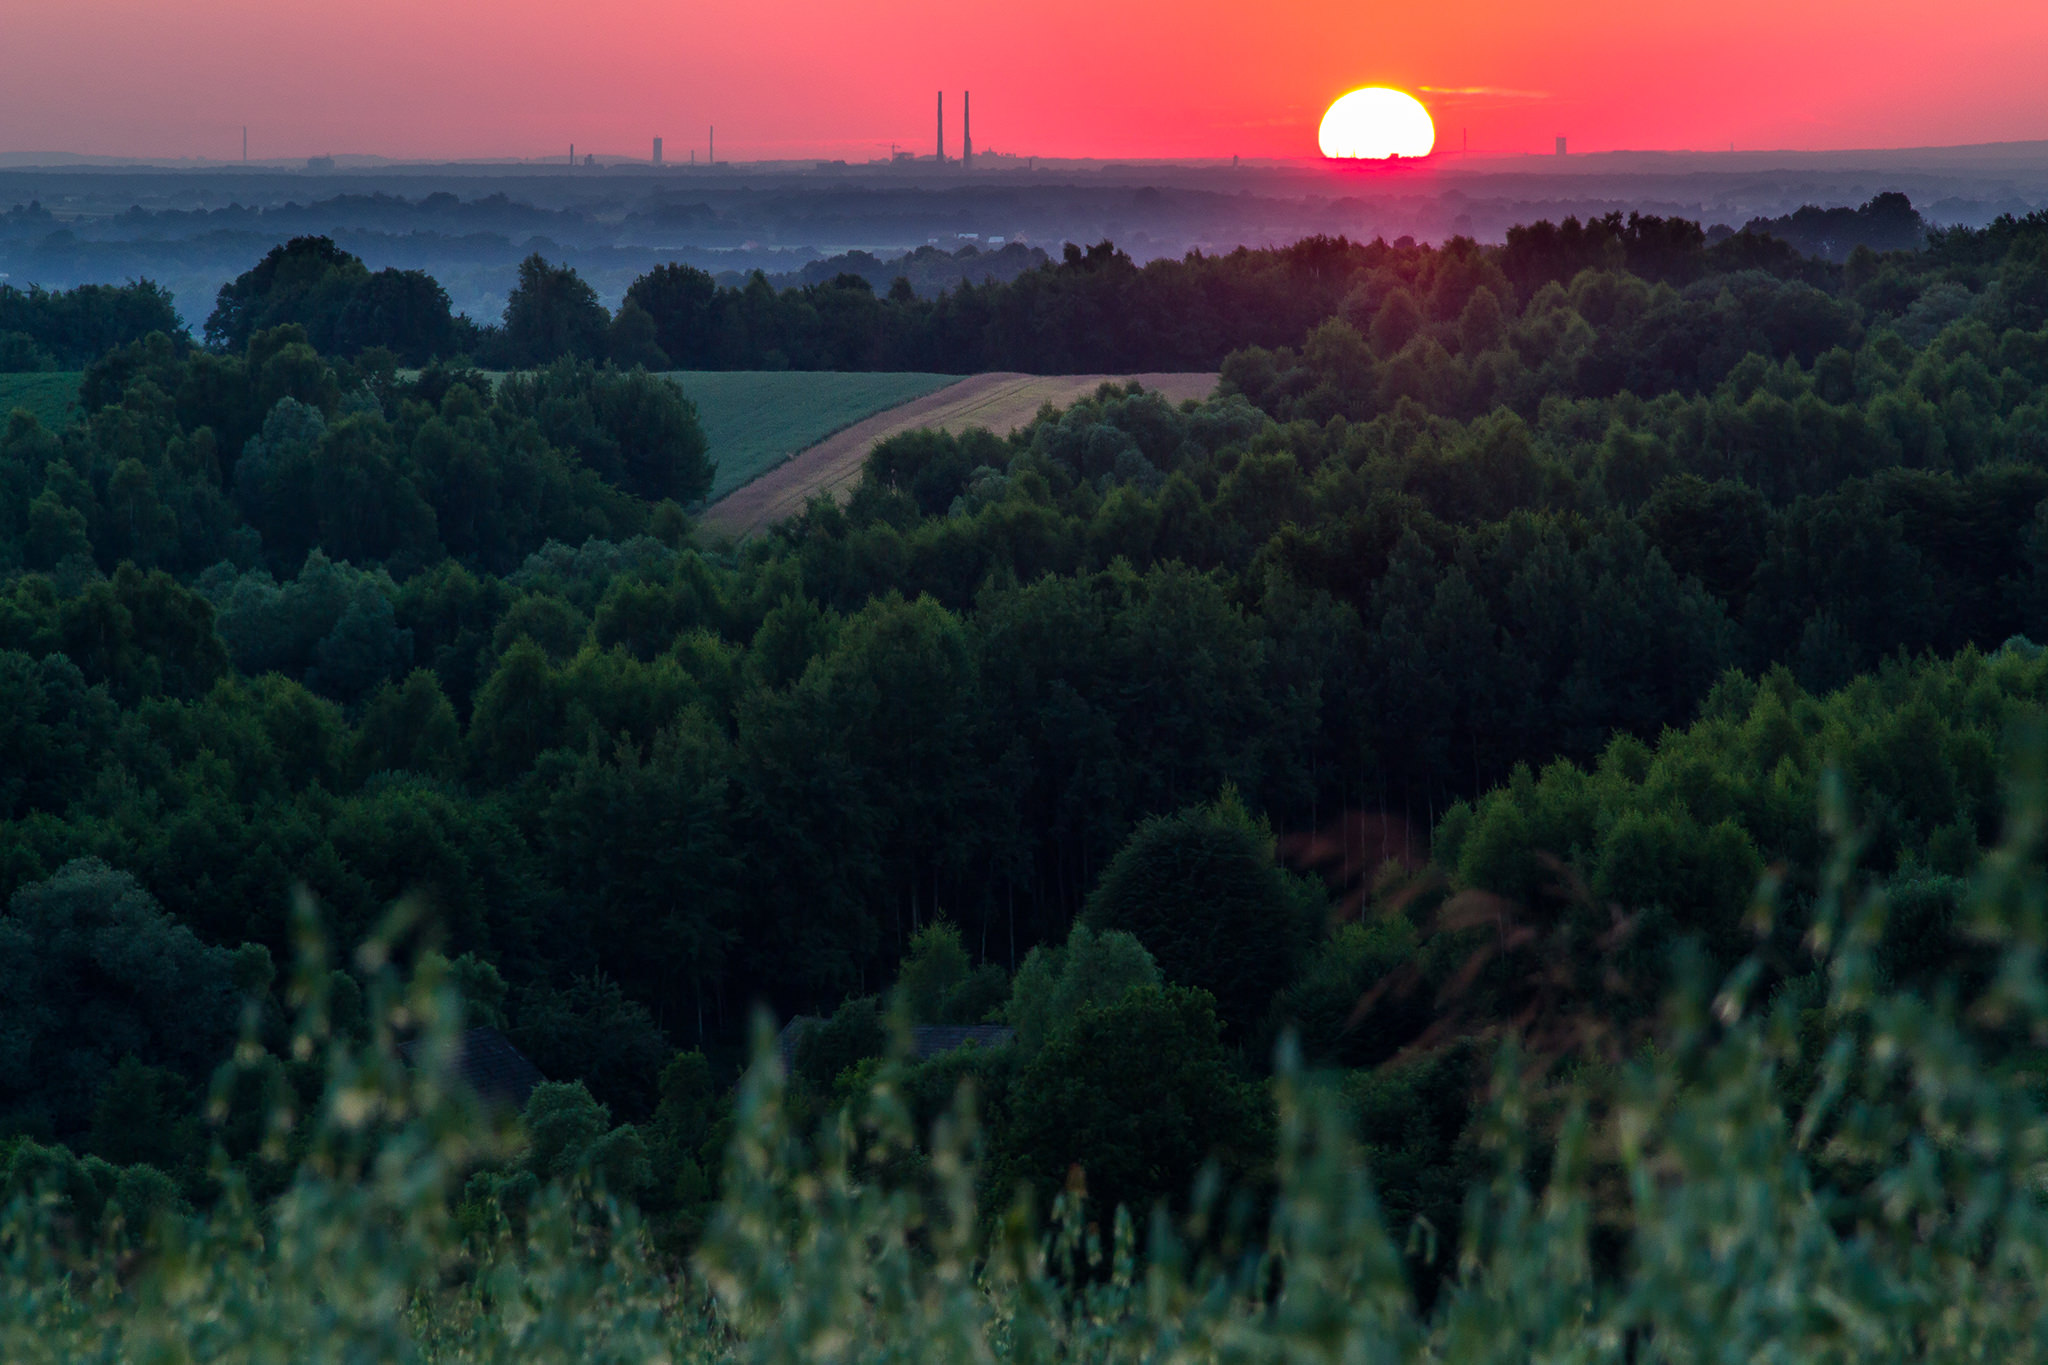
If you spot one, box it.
[664,371,955,501]
[0,372,85,430]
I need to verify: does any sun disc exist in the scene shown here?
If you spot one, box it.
[1319,88,1435,160]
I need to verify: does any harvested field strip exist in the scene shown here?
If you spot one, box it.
[703,371,1216,538]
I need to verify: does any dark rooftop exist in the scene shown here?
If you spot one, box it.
[400,1025,544,1110]
[907,1024,1016,1058]
[775,1017,1015,1073]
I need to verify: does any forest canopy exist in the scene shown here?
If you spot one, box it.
[6,198,2048,1337]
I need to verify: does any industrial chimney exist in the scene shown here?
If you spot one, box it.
[653,136,663,165]
[962,92,972,169]
[936,91,945,162]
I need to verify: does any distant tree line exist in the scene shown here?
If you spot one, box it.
[0,193,2003,379]
[765,240,1051,296]
[282,193,2036,375]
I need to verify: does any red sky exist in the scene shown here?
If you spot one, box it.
[7,0,2048,163]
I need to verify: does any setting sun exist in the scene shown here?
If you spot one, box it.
[1318,87,1435,159]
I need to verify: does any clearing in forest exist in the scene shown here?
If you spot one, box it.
[664,371,957,502]
[0,373,85,431]
[702,371,1217,538]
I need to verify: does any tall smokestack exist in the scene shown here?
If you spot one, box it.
[653,136,663,165]
[936,91,945,162]
[963,92,972,168]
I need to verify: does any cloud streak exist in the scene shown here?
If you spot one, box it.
[1421,86,1551,100]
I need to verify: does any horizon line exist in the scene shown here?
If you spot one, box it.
[7,133,2048,173]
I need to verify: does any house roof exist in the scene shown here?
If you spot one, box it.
[907,1025,1015,1058]
[401,1025,545,1110]
[775,1017,1015,1074]
[776,1016,825,1072]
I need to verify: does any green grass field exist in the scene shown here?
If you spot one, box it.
[664,371,956,501]
[0,372,85,430]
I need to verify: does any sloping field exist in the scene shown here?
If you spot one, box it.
[663,371,956,502]
[0,372,85,430]
[703,371,1216,538]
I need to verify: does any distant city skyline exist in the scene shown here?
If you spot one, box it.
[5,0,2047,163]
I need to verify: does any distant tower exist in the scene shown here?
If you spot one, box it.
[1556,136,1567,156]
[570,143,575,166]
[709,126,715,165]
[653,136,663,165]
[936,91,945,162]
[963,91,972,168]
[242,126,248,162]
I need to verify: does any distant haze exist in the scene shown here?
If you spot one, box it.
[5,0,2048,163]
[8,153,2047,333]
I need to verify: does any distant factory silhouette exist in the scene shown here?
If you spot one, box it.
[633,93,984,169]
[935,92,973,166]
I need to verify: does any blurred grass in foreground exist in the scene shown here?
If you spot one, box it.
[9,760,2048,1363]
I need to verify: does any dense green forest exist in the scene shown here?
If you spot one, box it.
[8,196,2048,1348]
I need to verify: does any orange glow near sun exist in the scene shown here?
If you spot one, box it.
[1318,88,1436,160]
